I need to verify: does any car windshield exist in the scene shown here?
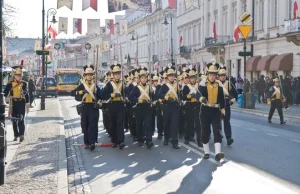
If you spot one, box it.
[57,74,80,85]
[37,78,56,87]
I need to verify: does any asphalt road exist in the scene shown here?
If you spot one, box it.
[60,96,300,194]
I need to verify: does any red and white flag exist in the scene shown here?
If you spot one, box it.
[154,62,160,70]
[294,0,298,19]
[48,25,57,41]
[233,24,241,42]
[213,22,217,40]
[166,48,170,56]
[105,19,114,35]
[82,0,97,11]
[179,36,183,46]
[73,18,82,34]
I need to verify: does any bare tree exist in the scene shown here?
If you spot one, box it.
[3,4,17,36]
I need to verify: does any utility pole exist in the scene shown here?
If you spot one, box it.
[41,0,46,110]
[0,0,7,185]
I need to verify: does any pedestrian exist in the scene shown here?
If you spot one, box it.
[217,66,238,146]
[28,75,36,108]
[71,65,102,151]
[199,59,225,161]
[182,68,202,147]
[129,67,154,149]
[159,64,180,149]
[103,63,126,149]
[258,75,266,103]
[4,62,30,142]
[267,77,286,124]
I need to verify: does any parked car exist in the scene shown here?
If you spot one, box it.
[36,77,58,98]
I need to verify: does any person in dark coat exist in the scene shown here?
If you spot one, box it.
[28,75,36,108]
[258,75,265,103]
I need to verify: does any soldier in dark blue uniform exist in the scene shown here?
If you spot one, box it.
[102,72,111,137]
[124,74,131,133]
[159,65,180,149]
[102,64,126,149]
[217,66,238,145]
[199,60,225,161]
[182,68,202,147]
[72,65,101,151]
[129,68,154,149]
[150,72,160,136]
[267,77,286,124]
[4,64,29,142]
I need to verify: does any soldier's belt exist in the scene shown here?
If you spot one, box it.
[204,103,220,108]
[12,97,25,101]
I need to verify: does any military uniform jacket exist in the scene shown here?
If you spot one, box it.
[182,84,201,102]
[103,80,125,102]
[129,84,154,104]
[154,85,162,101]
[198,80,225,109]
[268,85,282,101]
[4,80,29,103]
[72,81,101,103]
[159,82,179,102]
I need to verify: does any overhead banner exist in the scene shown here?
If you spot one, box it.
[162,0,177,9]
[105,19,114,35]
[34,40,41,51]
[65,44,83,54]
[82,0,98,11]
[119,20,128,35]
[184,0,199,9]
[87,19,100,35]
[58,17,68,34]
[57,0,73,10]
[73,18,82,34]
[108,0,151,13]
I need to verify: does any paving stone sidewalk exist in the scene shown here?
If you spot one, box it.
[0,98,68,194]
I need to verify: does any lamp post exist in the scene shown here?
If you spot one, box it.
[85,43,92,65]
[0,0,6,185]
[162,11,174,65]
[131,33,139,66]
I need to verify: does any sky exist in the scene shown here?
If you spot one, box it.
[6,0,126,38]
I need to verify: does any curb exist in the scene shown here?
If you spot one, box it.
[232,107,300,124]
[57,99,68,194]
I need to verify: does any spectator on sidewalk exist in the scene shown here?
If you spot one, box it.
[236,76,243,94]
[258,75,266,103]
[28,75,36,108]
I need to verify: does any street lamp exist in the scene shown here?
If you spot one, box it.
[162,11,174,65]
[131,33,139,66]
[0,0,6,185]
[85,43,92,66]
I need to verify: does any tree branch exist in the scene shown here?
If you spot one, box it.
[3,4,17,36]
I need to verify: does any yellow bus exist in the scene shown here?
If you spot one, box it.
[55,68,81,95]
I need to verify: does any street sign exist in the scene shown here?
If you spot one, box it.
[85,43,92,50]
[36,50,50,55]
[54,43,61,50]
[238,25,253,39]
[239,11,253,25]
[238,51,253,57]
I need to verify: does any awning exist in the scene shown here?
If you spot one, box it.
[269,53,293,71]
[256,54,277,71]
[246,56,261,71]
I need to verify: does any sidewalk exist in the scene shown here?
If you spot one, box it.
[0,98,68,194]
[232,103,300,123]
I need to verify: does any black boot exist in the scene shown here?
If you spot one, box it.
[90,144,96,151]
[197,142,203,147]
[163,139,168,145]
[172,144,180,149]
[227,138,234,146]
[203,154,209,159]
[215,153,225,162]
[147,141,154,149]
[280,121,286,124]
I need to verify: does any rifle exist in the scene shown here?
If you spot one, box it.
[175,62,181,103]
[148,45,153,105]
[95,45,99,107]
[119,39,125,101]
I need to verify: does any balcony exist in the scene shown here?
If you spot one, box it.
[284,19,300,46]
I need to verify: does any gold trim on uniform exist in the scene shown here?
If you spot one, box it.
[207,82,218,104]
[12,81,23,98]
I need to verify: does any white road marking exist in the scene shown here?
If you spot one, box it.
[246,128,259,132]
[289,139,300,144]
[266,133,279,137]
[184,142,298,194]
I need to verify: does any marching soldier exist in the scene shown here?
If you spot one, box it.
[129,68,154,149]
[124,74,131,133]
[159,65,180,149]
[103,64,126,149]
[267,77,286,124]
[72,65,101,151]
[4,63,30,142]
[199,60,225,161]
[179,68,190,139]
[102,72,112,137]
[182,68,202,147]
[156,71,165,139]
[150,72,160,135]
[217,66,238,145]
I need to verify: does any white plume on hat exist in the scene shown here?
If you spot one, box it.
[210,59,216,65]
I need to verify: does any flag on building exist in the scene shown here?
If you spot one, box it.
[57,0,73,10]
[87,19,100,35]
[151,3,157,12]
[165,48,170,56]
[213,22,217,40]
[233,24,241,42]
[48,25,57,41]
[82,0,97,11]
[34,40,41,51]
[154,61,160,70]
[73,18,82,34]
[294,0,298,19]
[179,35,183,46]
[105,19,114,35]
[119,20,128,35]
[58,17,68,34]
[162,0,176,9]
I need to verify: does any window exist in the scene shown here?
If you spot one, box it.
[208,14,210,37]
[198,23,201,44]
[271,0,278,27]
[259,1,264,29]
[223,11,228,35]
[193,26,197,45]
[233,5,237,25]
[287,0,292,20]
